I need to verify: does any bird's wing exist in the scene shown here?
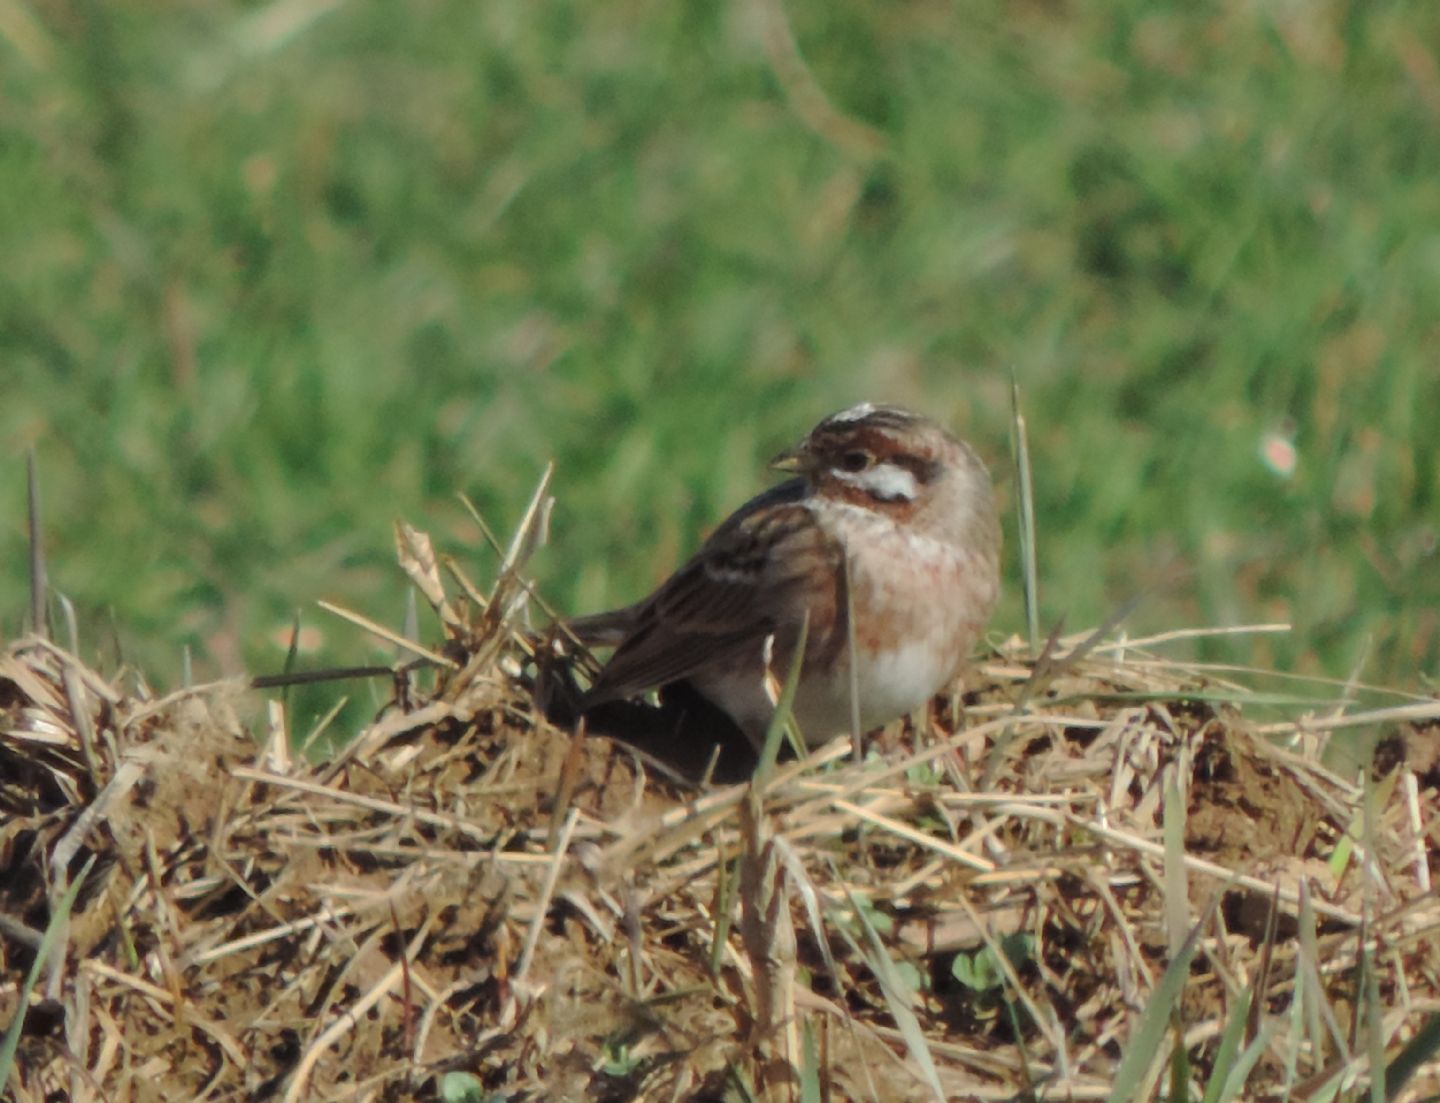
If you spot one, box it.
[565,604,644,648]
[583,484,842,704]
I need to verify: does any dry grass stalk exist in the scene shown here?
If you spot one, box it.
[2,504,1439,1101]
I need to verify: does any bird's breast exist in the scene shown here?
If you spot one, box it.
[810,503,998,722]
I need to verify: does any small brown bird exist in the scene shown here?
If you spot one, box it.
[570,403,1001,750]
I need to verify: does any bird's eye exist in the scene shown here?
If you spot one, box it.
[840,450,871,472]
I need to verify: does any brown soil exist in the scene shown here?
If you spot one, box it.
[3,621,1439,1102]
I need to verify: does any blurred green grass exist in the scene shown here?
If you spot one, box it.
[3,0,1437,701]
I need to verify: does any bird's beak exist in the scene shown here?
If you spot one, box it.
[769,445,812,473]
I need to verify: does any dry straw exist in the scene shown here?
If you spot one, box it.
[2,474,1438,1102]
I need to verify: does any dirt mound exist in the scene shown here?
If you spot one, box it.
[4,610,1439,1101]
[5,504,1440,1100]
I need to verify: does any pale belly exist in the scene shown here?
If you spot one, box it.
[692,515,997,749]
[793,634,963,738]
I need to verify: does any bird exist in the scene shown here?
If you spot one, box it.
[567,403,1001,751]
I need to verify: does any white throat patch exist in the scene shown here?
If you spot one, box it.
[837,461,918,502]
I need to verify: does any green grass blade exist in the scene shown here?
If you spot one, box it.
[1363,769,1387,1103]
[26,447,48,639]
[0,855,95,1093]
[1169,1038,1191,1102]
[1214,1008,1279,1103]
[708,850,737,976]
[835,886,946,1103]
[1009,377,1039,653]
[1163,777,1188,957]
[1363,927,1385,1103]
[800,1019,822,1103]
[1383,1013,1440,1101]
[843,552,862,761]
[756,612,809,785]
[1105,912,1210,1103]
[1201,987,1253,1103]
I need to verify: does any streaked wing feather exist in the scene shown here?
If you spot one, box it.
[583,622,759,702]
[584,486,837,704]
